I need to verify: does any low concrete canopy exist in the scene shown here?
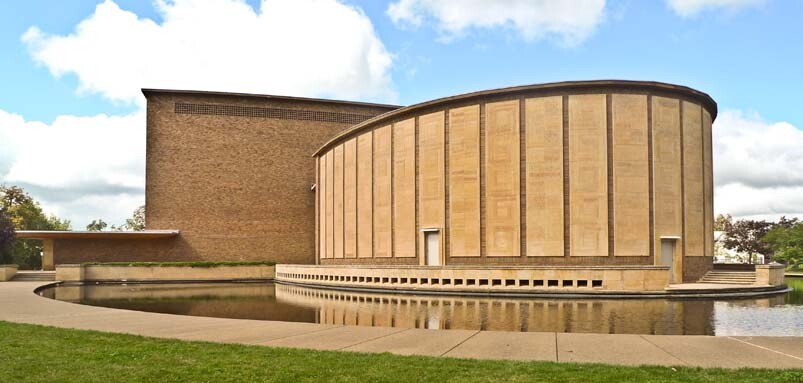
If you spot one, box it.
[14,230,180,271]
[15,230,180,240]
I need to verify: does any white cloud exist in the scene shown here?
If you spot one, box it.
[0,109,145,228]
[666,0,764,17]
[386,0,606,45]
[22,0,395,106]
[713,110,803,220]
[6,0,395,228]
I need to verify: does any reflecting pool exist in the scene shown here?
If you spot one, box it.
[40,277,803,336]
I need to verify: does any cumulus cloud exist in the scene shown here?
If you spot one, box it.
[666,0,764,17]
[386,0,606,45]
[713,110,803,220]
[5,0,396,227]
[0,109,145,227]
[22,0,395,106]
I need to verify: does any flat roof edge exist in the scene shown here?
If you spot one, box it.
[141,88,402,110]
[15,230,180,240]
[312,79,718,156]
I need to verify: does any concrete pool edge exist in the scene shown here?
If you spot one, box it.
[274,279,791,299]
[2,281,802,369]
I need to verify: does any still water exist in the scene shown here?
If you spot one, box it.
[41,277,803,336]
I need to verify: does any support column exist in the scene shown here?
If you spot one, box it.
[42,239,54,271]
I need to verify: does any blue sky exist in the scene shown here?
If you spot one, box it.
[1,0,802,227]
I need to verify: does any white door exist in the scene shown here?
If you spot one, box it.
[661,239,675,283]
[425,231,440,266]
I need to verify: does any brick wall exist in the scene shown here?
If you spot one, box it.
[143,91,396,264]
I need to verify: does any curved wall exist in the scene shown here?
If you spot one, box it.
[314,81,715,281]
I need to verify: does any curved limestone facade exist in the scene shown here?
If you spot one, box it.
[313,80,716,285]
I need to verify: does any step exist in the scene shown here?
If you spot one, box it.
[697,270,757,285]
[10,271,56,282]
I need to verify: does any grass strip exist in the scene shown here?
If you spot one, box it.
[0,321,801,383]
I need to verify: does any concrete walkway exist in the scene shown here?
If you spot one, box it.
[1,282,803,369]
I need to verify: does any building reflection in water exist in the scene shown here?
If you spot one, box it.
[43,281,803,336]
[274,284,715,335]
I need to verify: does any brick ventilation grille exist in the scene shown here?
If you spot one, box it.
[174,102,374,125]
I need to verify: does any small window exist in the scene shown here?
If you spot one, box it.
[548,280,559,287]
[592,280,603,288]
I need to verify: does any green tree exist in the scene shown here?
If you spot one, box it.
[124,205,146,231]
[764,219,803,269]
[86,219,108,231]
[0,186,71,269]
[714,213,732,231]
[0,209,15,264]
[720,218,774,264]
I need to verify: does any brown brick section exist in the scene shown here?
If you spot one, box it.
[53,238,179,264]
[140,92,395,264]
[683,256,714,282]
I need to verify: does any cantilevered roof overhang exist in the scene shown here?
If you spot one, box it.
[15,230,180,240]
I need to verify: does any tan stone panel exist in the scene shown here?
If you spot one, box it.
[344,138,357,258]
[569,94,608,256]
[703,110,714,257]
[318,157,326,260]
[394,118,417,258]
[419,111,445,230]
[683,102,704,257]
[325,150,334,259]
[334,144,344,259]
[357,133,373,258]
[485,100,520,257]
[374,125,393,258]
[449,105,481,257]
[612,94,649,256]
[525,97,564,257]
[652,96,682,263]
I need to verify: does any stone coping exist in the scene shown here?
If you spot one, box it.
[291,264,671,271]
[277,280,790,300]
[756,264,785,269]
[2,281,802,369]
[314,80,718,156]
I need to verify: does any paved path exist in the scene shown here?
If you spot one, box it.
[1,282,803,369]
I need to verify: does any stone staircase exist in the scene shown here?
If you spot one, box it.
[10,271,56,282]
[698,270,756,285]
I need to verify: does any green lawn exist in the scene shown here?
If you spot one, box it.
[0,321,801,383]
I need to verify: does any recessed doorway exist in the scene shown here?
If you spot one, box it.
[424,230,441,266]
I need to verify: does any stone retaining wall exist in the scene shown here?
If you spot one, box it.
[56,264,275,283]
[0,265,17,281]
[277,264,670,293]
[755,264,785,286]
